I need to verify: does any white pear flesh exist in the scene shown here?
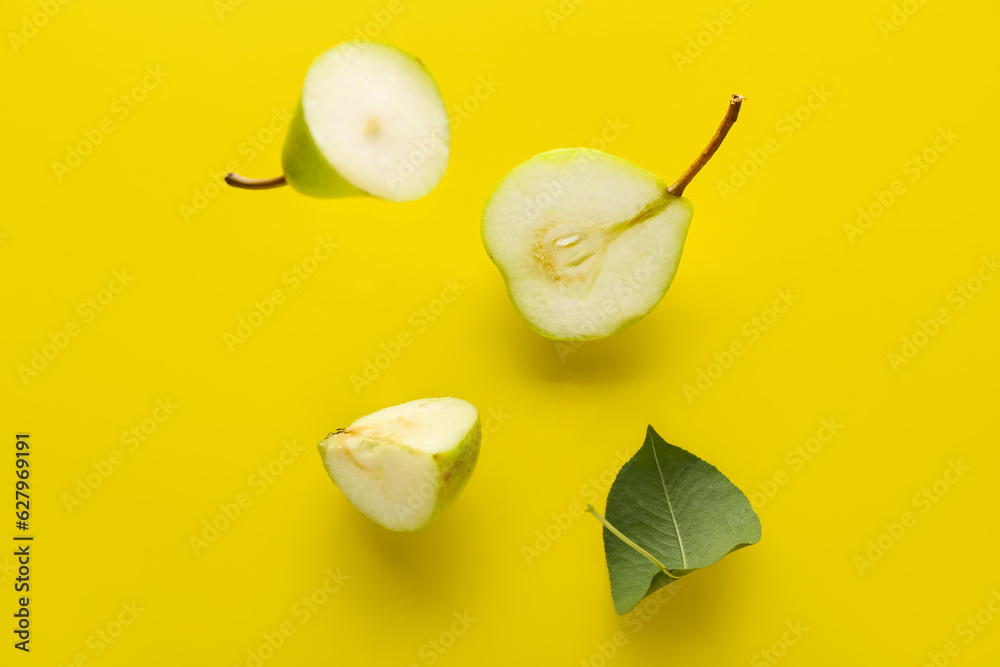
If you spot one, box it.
[318,398,480,532]
[282,41,450,201]
[481,148,694,341]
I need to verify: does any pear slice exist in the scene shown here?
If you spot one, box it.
[317,398,480,532]
[226,41,449,202]
[482,95,743,341]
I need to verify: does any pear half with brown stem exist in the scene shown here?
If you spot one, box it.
[482,95,743,341]
[226,41,449,202]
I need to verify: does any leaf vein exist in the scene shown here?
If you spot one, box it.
[649,430,687,569]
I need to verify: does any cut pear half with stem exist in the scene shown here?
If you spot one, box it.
[318,398,481,532]
[482,95,743,341]
[226,41,450,202]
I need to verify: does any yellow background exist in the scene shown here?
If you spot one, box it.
[2,0,999,664]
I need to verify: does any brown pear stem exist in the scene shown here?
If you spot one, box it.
[225,173,287,190]
[666,94,744,197]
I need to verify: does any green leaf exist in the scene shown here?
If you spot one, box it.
[590,426,761,614]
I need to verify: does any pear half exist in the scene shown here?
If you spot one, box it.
[227,41,450,202]
[318,398,480,532]
[482,95,743,341]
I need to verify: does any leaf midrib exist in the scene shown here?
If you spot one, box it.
[649,431,688,569]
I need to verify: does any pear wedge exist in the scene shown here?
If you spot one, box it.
[318,398,480,532]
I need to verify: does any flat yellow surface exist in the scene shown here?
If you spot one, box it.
[2,0,999,664]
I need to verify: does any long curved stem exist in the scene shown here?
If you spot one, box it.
[666,94,744,197]
[587,505,680,579]
[225,173,287,190]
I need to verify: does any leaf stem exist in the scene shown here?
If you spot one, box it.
[225,173,287,190]
[587,504,679,579]
[666,94,744,197]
